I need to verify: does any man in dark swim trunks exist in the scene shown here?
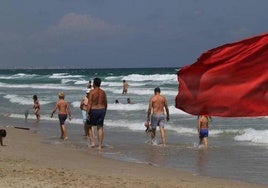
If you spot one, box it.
[51,92,72,140]
[87,78,107,150]
[197,115,211,149]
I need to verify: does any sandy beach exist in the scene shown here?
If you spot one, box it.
[0,126,266,188]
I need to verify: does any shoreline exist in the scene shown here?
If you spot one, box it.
[0,126,267,188]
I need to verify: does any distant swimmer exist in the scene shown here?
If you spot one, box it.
[197,115,211,149]
[147,87,169,146]
[122,80,129,94]
[32,95,40,121]
[87,80,92,89]
[127,98,133,104]
[51,92,72,140]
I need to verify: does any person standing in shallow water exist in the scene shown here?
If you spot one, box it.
[147,87,169,146]
[197,115,210,149]
[87,78,107,150]
[122,80,129,94]
[80,89,95,137]
[51,92,72,140]
[33,95,40,121]
[87,80,92,89]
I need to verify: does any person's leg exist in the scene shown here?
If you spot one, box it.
[88,125,95,147]
[61,124,68,140]
[59,124,64,139]
[159,127,166,146]
[82,110,88,136]
[84,124,88,136]
[203,137,208,149]
[91,126,95,138]
[151,129,156,140]
[97,125,103,150]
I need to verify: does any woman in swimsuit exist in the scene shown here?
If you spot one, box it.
[33,95,40,121]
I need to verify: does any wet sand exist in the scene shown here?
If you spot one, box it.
[0,126,266,188]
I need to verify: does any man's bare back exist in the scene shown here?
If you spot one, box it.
[150,94,168,114]
[199,115,209,129]
[87,88,107,110]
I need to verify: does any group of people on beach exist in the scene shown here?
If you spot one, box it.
[32,77,210,150]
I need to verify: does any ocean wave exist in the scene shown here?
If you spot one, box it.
[71,102,187,115]
[0,73,37,80]
[122,74,177,82]
[105,87,177,96]
[234,128,268,144]
[49,73,83,79]
[0,82,81,90]
[105,73,177,82]
[168,125,241,136]
[4,94,52,105]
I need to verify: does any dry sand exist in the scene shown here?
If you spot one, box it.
[0,126,266,188]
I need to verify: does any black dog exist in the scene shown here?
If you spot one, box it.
[0,129,7,146]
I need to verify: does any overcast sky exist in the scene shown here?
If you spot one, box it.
[0,0,267,69]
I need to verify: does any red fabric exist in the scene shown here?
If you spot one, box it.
[176,33,268,117]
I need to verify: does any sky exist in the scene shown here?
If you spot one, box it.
[0,0,268,69]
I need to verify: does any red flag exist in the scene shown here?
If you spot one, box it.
[176,33,268,117]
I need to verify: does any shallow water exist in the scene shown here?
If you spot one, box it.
[0,68,268,185]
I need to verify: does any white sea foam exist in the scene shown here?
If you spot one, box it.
[9,113,78,124]
[0,82,81,90]
[74,80,88,85]
[168,124,242,136]
[122,74,177,82]
[105,87,177,96]
[4,94,51,105]
[49,73,83,79]
[108,103,147,111]
[234,128,268,144]
[105,120,145,131]
[71,101,188,115]
[0,73,37,80]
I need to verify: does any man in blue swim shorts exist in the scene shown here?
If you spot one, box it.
[87,78,107,150]
[147,87,169,146]
[197,115,211,149]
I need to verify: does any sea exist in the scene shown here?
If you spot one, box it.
[0,68,268,185]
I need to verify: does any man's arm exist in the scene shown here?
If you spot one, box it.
[51,102,58,117]
[104,92,108,110]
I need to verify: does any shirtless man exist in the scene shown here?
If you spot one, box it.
[197,115,210,149]
[147,87,169,146]
[51,92,72,140]
[87,78,107,150]
[122,80,129,94]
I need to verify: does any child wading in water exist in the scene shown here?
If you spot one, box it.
[33,95,40,121]
[51,92,72,140]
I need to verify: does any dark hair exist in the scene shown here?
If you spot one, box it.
[33,95,38,100]
[154,87,161,93]
[0,129,6,137]
[94,77,102,87]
